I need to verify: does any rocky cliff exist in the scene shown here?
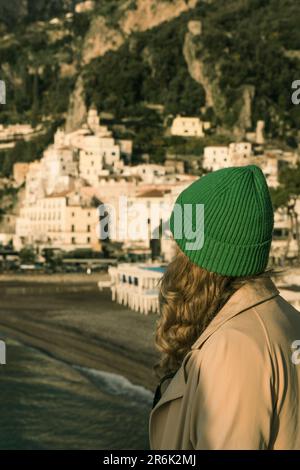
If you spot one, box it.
[183,20,214,109]
[80,0,199,65]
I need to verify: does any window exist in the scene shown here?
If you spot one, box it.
[87,225,91,232]
[273,228,289,240]
[71,237,76,244]
[87,237,91,243]
[71,224,75,232]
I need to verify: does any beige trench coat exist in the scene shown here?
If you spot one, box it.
[149,275,300,450]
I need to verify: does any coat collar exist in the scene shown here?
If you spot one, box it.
[191,274,280,351]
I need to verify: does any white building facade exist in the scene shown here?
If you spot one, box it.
[171,116,205,138]
[14,191,99,252]
[13,108,126,251]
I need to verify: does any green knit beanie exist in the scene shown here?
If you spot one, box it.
[169,165,274,276]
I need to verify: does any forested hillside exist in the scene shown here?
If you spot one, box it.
[0,0,300,174]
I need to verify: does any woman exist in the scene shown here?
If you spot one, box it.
[149,165,300,450]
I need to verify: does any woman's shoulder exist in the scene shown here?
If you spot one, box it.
[186,317,271,378]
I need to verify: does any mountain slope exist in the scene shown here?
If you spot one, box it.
[0,0,300,176]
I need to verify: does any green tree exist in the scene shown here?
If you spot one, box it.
[19,246,36,264]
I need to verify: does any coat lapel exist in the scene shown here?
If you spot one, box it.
[150,358,188,413]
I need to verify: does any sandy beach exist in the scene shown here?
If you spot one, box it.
[0,275,159,392]
[1,268,300,394]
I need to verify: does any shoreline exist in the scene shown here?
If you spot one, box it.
[0,285,159,392]
[0,273,111,295]
[0,320,156,391]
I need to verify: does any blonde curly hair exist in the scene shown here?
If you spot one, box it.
[154,247,277,379]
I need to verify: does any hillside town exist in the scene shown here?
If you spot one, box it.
[0,106,299,272]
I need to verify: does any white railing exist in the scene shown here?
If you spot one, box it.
[107,263,165,315]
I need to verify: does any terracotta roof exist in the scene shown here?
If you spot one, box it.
[137,189,167,198]
[47,190,72,198]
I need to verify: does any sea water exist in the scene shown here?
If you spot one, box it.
[0,337,153,450]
